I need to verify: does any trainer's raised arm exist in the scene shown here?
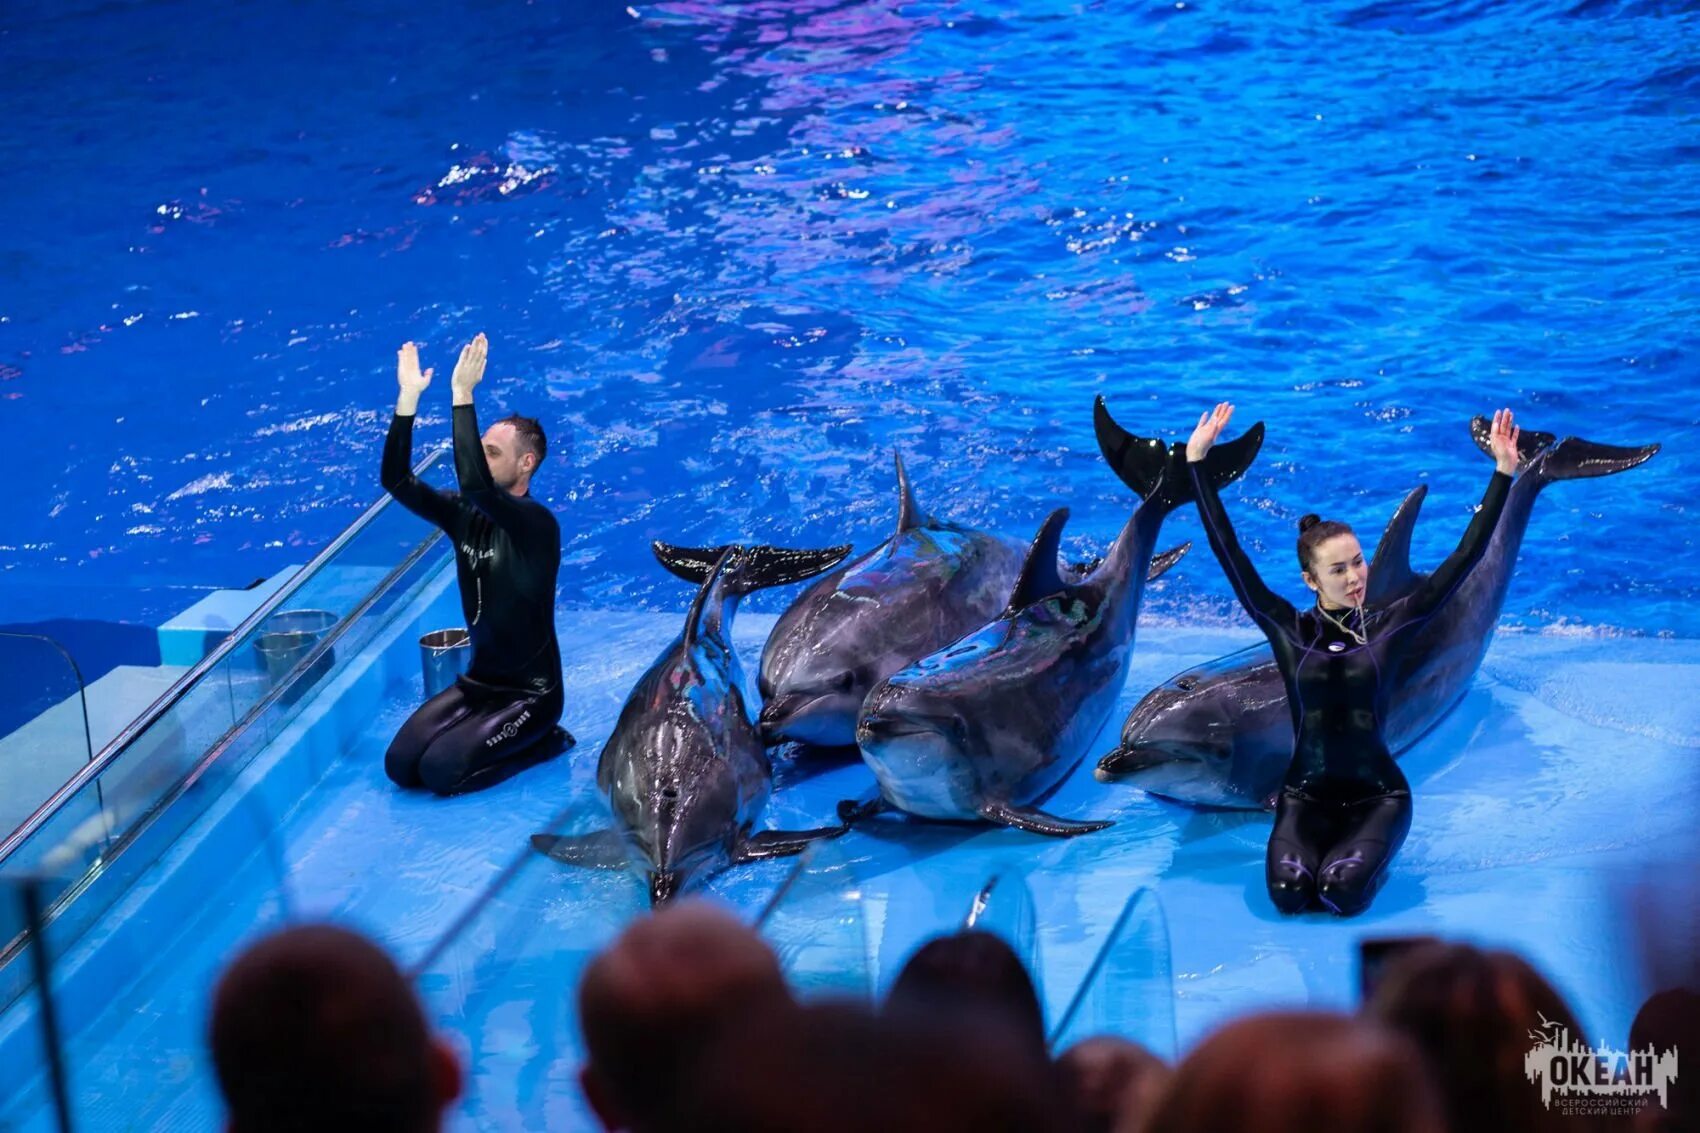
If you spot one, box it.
[1186,401,1235,464]
[1488,408,1521,477]
[451,332,488,408]
[395,341,433,417]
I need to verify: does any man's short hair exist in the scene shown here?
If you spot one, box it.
[209,924,439,1133]
[497,413,547,467]
[579,901,790,1129]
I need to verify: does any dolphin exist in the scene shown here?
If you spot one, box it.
[1096,418,1660,809]
[531,542,851,905]
[756,455,1040,749]
[846,399,1260,837]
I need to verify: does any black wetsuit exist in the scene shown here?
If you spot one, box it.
[379,404,570,794]
[1191,461,1511,915]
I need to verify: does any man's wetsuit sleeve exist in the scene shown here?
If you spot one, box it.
[1401,470,1511,618]
[453,403,532,532]
[1190,460,1298,637]
[381,413,459,530]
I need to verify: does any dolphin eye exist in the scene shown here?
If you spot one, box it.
[833,671,856,693]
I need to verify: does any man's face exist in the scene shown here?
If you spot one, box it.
[482,422,533,491]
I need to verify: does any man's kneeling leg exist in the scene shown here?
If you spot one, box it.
[416,688,565,796]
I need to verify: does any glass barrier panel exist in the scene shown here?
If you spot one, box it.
[411,800,647,1132]
[754,839,871,1003]
[0,633,93,844]
[0,788,298,1133]
[1047,886,1176,1061]
[0,450,455,986]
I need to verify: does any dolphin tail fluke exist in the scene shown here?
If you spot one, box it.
[1530,436,1661,485]
[979,800,1113,838]
[652,542,853,595]
[1146,541,1190,581]
[529,830,629,869]
[734,824,850,863]
[1364,486,1428,606]
[1094,397,1264,518]
[1469,416,1557,474]
[1468,417,1659,483]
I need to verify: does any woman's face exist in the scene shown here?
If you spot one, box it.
[1303,533,1369,609]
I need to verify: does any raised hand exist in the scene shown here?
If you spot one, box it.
[1488,407,1521,476]
[1186,402,1235,463]
[397,342,433,395]
[451,332,489,398]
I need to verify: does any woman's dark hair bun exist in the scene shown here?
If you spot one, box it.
[1298,514,1322,534]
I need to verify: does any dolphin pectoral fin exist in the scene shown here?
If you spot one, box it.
[734,824,850,863]
[837,794,889,825]
[978,801,1113,838]
[529,830,629,869]
[1005,509,1073,613]
[1145,541,1190,581]
[1365,486,1427,606]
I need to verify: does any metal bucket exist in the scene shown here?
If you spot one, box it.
[253,608,338,697]
[420,627,471,698]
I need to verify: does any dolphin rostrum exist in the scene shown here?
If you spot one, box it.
[531,542,851,905]
[757,454,1039,749]
[1096,419,1660,809]
[846,399,1259,837]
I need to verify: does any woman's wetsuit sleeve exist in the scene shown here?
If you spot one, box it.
[1189,460,1298,637]
[1400,470,1511,618]
[453,403,532,532]
[382,413,459,530]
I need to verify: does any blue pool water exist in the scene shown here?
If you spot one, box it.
[1,3,1698,1128]
[1,0,1695,635]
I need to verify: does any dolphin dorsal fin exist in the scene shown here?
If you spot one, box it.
[1365,485,1427,606]
[894,452,928,534]
[682,548,736,648]
[1005,509,1072,615]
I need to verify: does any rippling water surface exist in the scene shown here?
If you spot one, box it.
[1,0,1694,634]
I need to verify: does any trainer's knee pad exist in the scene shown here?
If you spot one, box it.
[1266,855,1316,915]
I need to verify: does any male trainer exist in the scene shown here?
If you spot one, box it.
[379,333,572,794]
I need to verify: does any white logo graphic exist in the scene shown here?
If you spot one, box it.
[485,709,531,748]
[1524,1013,1679,1118]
